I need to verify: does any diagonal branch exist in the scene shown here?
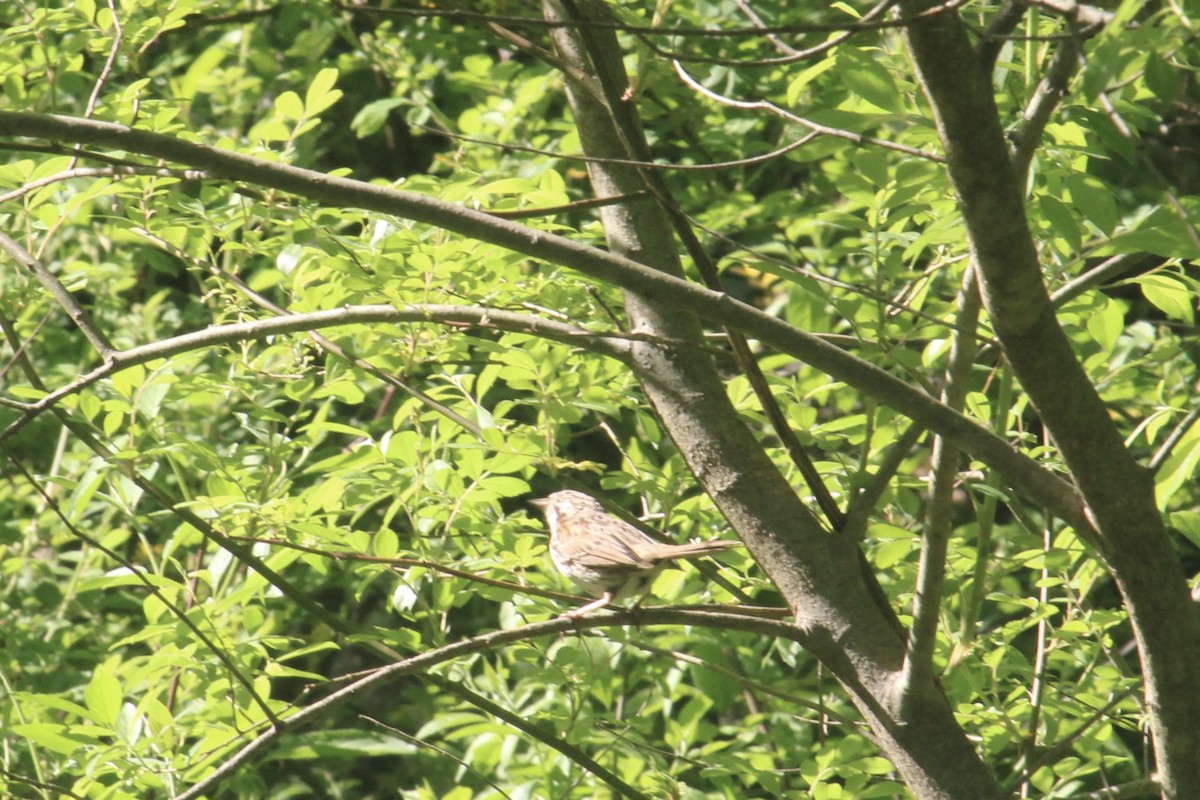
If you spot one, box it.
[1011,37,1080,183]
[0,231,116,360]
[4,442,280,725]
[0,111,1087,532]
[899,3,1200,794]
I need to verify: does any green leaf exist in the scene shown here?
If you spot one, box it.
[11,723,103,755]
[85,665,123,726]
[1065,173,1118,235]
[352,97,406,138]
[1039,195,1082,253]
[1144,52,1179,100]
[837,48,901,112]
[275,90,304,121]
[787,56,836,106]
[1135,274,1195,324]
[304,67,343,116]
[1085,294,1124,352]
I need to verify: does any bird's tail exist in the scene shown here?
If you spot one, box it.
[646,539,741,562]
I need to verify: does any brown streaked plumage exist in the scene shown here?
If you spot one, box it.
[529,490,740,618]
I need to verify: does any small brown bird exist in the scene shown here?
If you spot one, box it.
[529,490,740,618]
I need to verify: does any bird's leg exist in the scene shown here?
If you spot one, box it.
[560,592,614,619]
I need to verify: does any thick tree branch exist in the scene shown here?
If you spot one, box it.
[560,0,843,531]
[900,4,1200,795]
[0,110,1086,533]
[544,2,1005,797]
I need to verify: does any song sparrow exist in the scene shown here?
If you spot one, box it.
[529,490,740,618]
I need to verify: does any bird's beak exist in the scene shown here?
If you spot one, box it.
[528,497,549,511]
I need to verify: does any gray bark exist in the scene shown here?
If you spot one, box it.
[542,2,1008,797]
[900,3,1200,797]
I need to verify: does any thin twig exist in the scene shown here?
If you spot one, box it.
[625,639,860,727]
[0,165,208,205]
[0,303,634,441]
[1019,520,1054,798]
[841,421,926,541]
[359,716,517,800]
[1023,0,1117,29]
[673,60,946,163]
[1150,404,1200,473]
[0,232,116,360]
[1049,253,1148,308]
[639,0,897,68]
[899,265,981,713]
[412,119,822,172]
[231,534,577,604]
[2,441,281,725]
[337,0,964,38]
[82,0,122,120]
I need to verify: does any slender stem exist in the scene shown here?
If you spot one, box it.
[900,266,982,712]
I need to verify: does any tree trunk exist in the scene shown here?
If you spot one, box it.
[542,2,1008,797]
[900,3,1200,797]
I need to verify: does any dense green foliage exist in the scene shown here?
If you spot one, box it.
[1,1,1198,798]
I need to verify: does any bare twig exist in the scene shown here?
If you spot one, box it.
[411,119,822,173]
[1150,404,1200,473]
[673,60,946,163]
[1019,520,1054,799]
[640,0,897,68]
[359,716,517,800]
[82,0,122,120]
[626,639,859,726]
[0,165,208,205]
[1023,0,1117,29]
[1073,779,1162,800]
[337,0,963,38]
[842,421,926,541]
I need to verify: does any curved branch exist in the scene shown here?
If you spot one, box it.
[0,303,632,441]
[174,608,811,800]
[672,60,946,163]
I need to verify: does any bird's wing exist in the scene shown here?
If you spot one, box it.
[557,524,657,571]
